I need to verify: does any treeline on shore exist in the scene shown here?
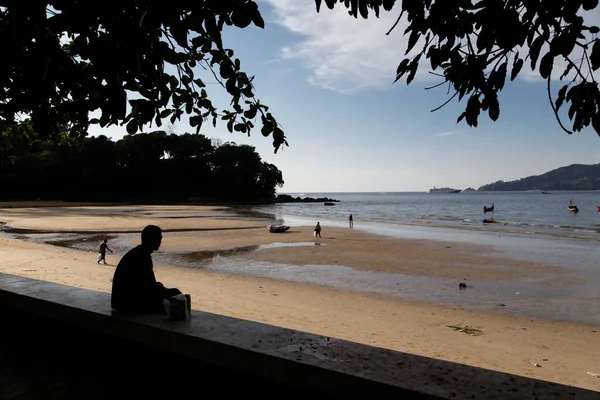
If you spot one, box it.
[0,122,284,202]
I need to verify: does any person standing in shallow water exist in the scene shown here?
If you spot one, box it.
[314,222,322,238]
[111,225,182,314]
[348,214,353,228]
[98,238,112,264]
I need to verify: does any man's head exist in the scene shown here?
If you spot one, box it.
[141,225,162,252]
[103,239,107,243]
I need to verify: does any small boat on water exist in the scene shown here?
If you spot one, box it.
[483,203,494,213]
[268,224,290,233]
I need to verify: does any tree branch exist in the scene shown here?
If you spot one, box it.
[385,10,404,35]
[547,75,573,134]
[431,90,459,112]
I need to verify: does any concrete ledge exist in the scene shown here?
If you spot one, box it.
[0,272,597,399]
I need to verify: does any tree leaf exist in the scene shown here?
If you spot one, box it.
[406,29,420,55]
[555,84,568,110]
[359,0,369,18]
[126,119,138,135]
[394,58,410,82]
[583,0,599,11]
[511,58,523,81]
[488,95,500,121]
[315,0,323,12]
[529,35,545,69]
[407,60,418,85]
[465,95,481,127]
[160,109,173,118]
[539,52,554,79]
[244,107,258,119]
[232,10,252,29]
[560,62,574,80]
[261,122,273,137]
[226,78,238,96]
[489,62,507,91]
[592,112,600,135]
[591,40,600,70]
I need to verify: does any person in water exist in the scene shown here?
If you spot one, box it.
[111,225,181,314]
[348,214,353,228]
[97,238,113,264]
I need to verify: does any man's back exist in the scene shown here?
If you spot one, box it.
[111,245,162,313]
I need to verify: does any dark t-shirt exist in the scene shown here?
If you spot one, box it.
[99,243,108,254]
[111,245,165,313]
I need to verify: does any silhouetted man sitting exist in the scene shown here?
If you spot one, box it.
[111,225,181,314]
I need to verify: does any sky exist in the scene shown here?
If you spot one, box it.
[92,1,600,193]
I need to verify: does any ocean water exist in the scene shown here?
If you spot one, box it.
[248,191,600,324]
[256,191,600,240]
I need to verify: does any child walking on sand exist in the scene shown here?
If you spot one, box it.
[98,238,113,264]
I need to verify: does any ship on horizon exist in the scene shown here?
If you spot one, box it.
[428,186,461,194]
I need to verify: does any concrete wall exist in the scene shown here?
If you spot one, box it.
[0,273,597,400]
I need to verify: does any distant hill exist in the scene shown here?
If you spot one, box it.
[477,163,600,191]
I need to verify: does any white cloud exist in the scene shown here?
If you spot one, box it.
[261,0,429,93]
[261,1,600,92]
[436,130,459,137]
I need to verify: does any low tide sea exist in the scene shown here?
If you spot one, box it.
[2,193,599,324]
[248,191,600,325]
[257,191,600,240]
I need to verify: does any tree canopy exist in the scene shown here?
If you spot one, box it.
[1,0,600,150]
[0,121,284,202]
[0,1,287,151]
[316,0,600,135]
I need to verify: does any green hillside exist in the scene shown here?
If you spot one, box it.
[477,164,600,191]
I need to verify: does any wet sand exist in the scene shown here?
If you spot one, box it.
[0,204,599,391]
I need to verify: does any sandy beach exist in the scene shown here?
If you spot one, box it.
[0,204,599,391]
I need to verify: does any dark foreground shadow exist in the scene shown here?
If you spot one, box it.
[0,273,598,400]
[0,307,323,400]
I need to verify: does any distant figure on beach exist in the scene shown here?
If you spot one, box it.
[111,225,182,314]
[349,214,353,228]
[97,238,112,264]
[314,222,322,238]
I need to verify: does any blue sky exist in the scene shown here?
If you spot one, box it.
[93,1,600,193]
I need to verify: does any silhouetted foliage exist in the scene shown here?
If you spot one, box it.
[0,121,284,202]
[0,1,287,152]
[316,0,600,136]
[5,0,599,150]
[478,163,600,191]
